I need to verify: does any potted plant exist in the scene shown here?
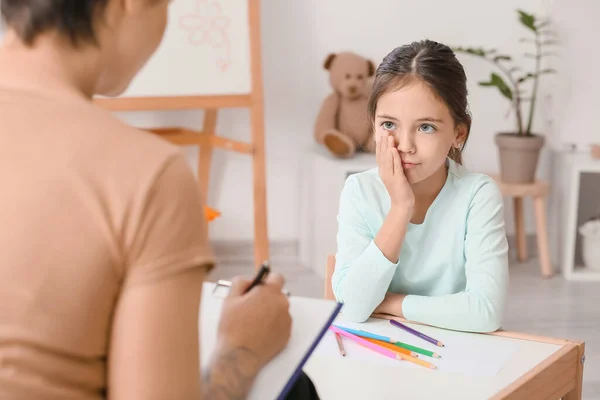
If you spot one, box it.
[453,10,558,183]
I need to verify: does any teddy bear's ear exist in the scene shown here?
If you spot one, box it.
[367,60,376,77]
[323,53,337,70]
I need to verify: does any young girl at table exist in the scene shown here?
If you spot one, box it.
[331,39,509,333]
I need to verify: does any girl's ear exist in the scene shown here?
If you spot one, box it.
[454,124,468,148]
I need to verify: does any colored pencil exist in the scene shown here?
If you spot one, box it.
[390,341,441,359]
[329,326,437,370]
[334,333,346,356]
[363,338,438,370]
[332,325,420,357]
[329,326,403,362]
[390,319,445,347]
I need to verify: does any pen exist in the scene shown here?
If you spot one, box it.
[244,261,271,294]
[213,278,291,297]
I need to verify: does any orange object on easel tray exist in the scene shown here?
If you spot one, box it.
[204,206,221,222]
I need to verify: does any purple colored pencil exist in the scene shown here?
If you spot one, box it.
[390,320,445,348]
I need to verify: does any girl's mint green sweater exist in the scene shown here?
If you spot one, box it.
[332,158,509,333]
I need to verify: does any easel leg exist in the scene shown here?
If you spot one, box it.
[250,104,269,269]
[199,110,217,230]
[513,197,528,262]
[533,196,554,278]
[563,342,585,400]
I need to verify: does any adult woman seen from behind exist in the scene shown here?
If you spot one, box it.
[0,1,318,399]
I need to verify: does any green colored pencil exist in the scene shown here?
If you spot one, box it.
[333,325,442,358]
[391,341,441,358]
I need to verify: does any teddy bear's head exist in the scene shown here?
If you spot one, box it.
[323,52,375,100]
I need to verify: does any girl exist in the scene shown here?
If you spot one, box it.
[331,40,509,333]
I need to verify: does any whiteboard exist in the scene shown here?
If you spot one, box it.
[122,0,252,98]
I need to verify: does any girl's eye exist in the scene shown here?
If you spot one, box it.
[381,121,396,130]
[419,123,437,133]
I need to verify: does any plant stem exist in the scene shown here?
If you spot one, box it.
[526,31,542,136]
[482,57,523,135]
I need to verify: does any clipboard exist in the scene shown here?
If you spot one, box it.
[200,282,342,400]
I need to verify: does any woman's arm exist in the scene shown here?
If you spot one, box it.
[109,269,290,400]
[381,177,509,333]
[107,155,268,400]
[108,267,217,400]
[331,175,410,322]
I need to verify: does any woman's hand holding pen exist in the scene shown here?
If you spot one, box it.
[215,273,292,370]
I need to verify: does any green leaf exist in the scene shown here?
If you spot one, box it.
[517,73,536,83]
[516,69,556,84]
[518,10,537,32]
[479,72,513,100]
[453,46,488,57]
[494,55,512,62]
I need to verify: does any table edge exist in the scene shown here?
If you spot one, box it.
[490,341,584,399]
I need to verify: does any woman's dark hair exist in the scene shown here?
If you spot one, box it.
[0,0,109,47]
[367,39,472,165]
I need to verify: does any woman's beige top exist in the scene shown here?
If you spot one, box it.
[0,81,214,398]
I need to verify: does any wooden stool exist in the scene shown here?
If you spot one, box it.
[489,175,553,278]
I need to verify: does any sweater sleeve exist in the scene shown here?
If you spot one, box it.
[331,175,398,322]
[401,176,509,333]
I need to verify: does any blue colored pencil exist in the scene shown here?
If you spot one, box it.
[332,325,420,357]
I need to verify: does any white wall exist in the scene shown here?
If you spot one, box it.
[4,0,598,251]
[116,0,556,241]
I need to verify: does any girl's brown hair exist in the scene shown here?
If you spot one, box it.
[367,40,472,164]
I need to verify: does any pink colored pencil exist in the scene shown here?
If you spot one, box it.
[329,325,402,361]
[329,326,438,370]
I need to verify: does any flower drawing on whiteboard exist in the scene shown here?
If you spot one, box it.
[179,0,232,72]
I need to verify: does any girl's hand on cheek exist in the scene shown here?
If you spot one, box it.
[376,133,415,209]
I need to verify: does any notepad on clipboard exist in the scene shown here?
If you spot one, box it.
[199,282,342,400]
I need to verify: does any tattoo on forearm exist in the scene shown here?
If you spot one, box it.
[203,346,260,400]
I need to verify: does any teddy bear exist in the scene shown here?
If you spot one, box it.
[314,51,376,158]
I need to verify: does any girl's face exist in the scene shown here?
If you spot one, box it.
[95,0,171,96]
[374,79,464,185]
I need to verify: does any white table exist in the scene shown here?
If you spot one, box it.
[304,316,585,400]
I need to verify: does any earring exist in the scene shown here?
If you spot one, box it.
[455,142,463,150]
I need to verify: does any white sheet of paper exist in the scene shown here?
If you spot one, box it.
[314,314,521,377]
[199,282,341,400]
